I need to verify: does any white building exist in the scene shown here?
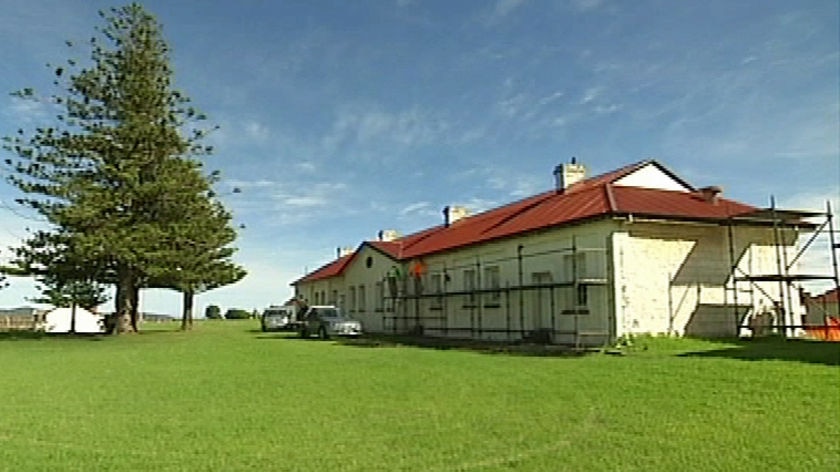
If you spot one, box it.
[293,159,826,345]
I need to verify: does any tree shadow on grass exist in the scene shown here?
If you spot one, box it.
[0,329,181,341]
[331,334,600,358]
[0,331,108,342]
[678,338,840,367]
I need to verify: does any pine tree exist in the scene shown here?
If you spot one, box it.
[2,3,244,333]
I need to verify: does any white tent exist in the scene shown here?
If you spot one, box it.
[44,307,104,334]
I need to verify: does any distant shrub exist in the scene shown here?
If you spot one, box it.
[205,305,222,319]
[224,308,251,320]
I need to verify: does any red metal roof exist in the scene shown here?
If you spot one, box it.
[294,160,762,284]
[294,253,354,284]
[610,186,756,219]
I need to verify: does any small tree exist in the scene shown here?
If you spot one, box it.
[32,276,109,311]
[205,304,222,319]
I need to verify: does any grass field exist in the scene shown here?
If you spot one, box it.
[0,321,838,471]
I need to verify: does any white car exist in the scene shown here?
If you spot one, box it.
[299,305,362,339]
[260,306,295,332]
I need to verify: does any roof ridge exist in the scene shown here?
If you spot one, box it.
[605,183,617,212]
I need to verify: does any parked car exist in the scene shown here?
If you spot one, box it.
[260,306,295,332]
[299,305,362,339]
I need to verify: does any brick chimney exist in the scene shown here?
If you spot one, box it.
[699,186,723,205]
[554,157,587,191]
[377,229,401,242]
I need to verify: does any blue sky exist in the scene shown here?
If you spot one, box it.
[0,0,838,315]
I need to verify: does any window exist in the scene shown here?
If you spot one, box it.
[463,269,476,307]
[430,273,443,309]
[330,290,338,305]
[484,266,500,306]
[348,286,356,312]
[412,276,423,296]
[358,285,366,312]
[387,274,398,298]
[576,284,588,307]
[375,281,384,311]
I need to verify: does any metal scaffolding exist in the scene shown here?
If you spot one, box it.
[379,239,612,347]
[725,199,840,337]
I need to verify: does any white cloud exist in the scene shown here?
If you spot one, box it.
[570,0,604,12]
[295,161,317,173]
[457,127,487,144]
[399,201,432,216]
[3,97,51,126]
[283,195,327,207]
[244,121,270,142]
[579,87,601,105]
[481,0,527,26]
[595,103,621,114]
[225,178,276,189]
[321,104,450,154]
[776,190,839,215]
[496,93,528,118]
[536,90,565,107]
[458,197,500,215]
[274,182,347,209]
[493,0,526,19]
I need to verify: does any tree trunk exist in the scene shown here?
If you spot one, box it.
[180,289,194,331]
[113,269,133,335]
[129,285,140,332]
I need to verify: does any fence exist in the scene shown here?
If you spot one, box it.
[0,315,42,332]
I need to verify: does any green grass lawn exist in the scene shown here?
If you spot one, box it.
[0,321,837,471]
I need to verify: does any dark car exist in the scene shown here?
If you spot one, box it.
[299,305,362,339]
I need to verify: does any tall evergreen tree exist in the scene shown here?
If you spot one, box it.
[140,157,246,330]
[2,3,244,333]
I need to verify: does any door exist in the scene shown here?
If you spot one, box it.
[531,272,553,330]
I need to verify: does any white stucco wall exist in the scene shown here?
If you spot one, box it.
[612,221,802,338]
[339,245,401,333]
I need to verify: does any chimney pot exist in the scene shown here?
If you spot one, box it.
[443,205,470,227]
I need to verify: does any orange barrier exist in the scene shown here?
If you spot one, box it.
[804,317,840,342]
